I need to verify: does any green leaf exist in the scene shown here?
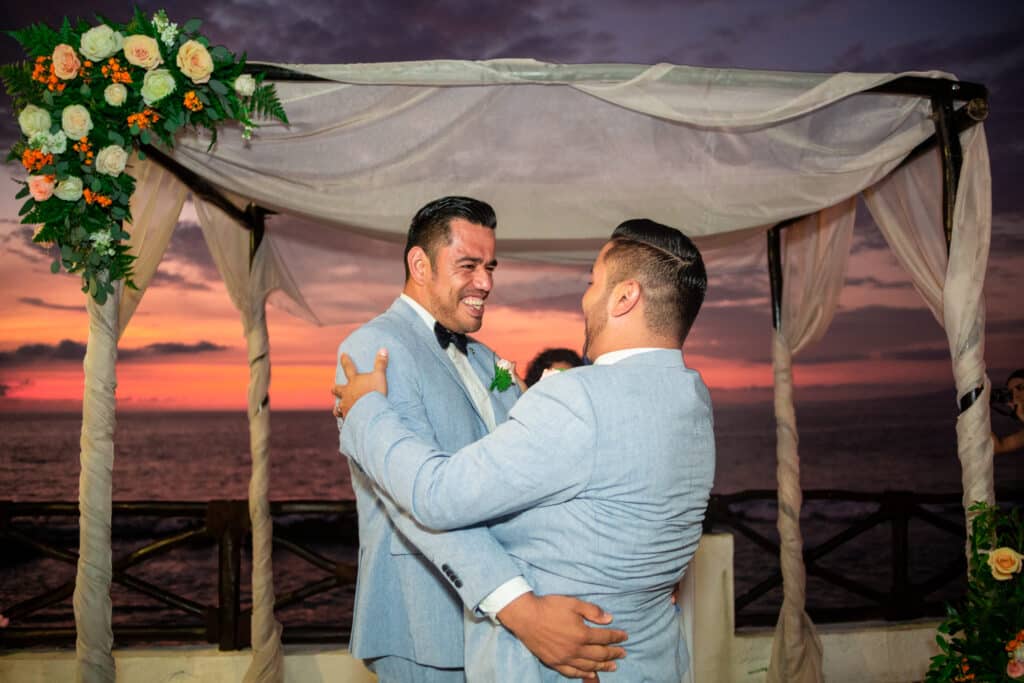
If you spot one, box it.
[208,79,228,95]
[211,46,233,64]
[140,130,150,145]
[108,131,124,146]
[137,149,146,161]
[15,185,29,200]
[80,83,91,97]
[19,198,35,216]
[90,177,102,192]
[51,259,60,273]
[183,18,203,34]
[111,206,126,219]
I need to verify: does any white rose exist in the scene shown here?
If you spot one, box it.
[54,176,84,202]
[496,358,515,372]
[95,145,128,177]
[233,74,256,97]
[61,105,94,140]
[104,83,127,107]
[79,24,124,61]
[18,104,52,137]
[140,68,177,106]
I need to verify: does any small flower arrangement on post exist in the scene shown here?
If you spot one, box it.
[927,502,1024,682]
[2,8,288,303]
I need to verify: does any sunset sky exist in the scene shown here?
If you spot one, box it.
[0,0,1021,411]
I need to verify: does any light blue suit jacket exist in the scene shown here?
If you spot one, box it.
[342,348,716,682]
[336,297,522,668]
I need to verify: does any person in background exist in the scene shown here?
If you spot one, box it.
[993,369,1024,455]
[523,348,584,388]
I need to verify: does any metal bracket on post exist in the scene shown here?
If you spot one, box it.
[931,94,963,254]
[247,203,267,272]
[767,226,783,331]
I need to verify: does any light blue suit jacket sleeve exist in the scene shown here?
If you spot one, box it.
[342,372,597,530]
[338,328,524,610]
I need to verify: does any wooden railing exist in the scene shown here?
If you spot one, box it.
[705,488,1024,627]
[1,490,1020,648]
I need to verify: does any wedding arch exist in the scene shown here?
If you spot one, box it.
[13,50,993,683]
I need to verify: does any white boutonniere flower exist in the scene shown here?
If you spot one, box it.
[489,358,515,392]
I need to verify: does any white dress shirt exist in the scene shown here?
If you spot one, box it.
[401,294,524,615]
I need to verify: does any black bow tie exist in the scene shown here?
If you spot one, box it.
[434,322,468,355]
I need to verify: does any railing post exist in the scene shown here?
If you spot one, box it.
[206,500,250,650]
[886,491,918,620]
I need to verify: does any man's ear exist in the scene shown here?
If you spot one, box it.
[407,246,431,285]
[609,279,641,318]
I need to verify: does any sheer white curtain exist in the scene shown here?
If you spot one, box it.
[863,125,994,519]
[73,159,188,683]
[194,198,314,683]
[767,199,856,683]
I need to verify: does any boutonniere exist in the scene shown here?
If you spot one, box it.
[489,358,515,392]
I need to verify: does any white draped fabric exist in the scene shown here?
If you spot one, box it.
[74,280,120,683]
[73,160,187,682]
[64,60,992,683]
[195,195,313,682]
[863,124,994,521]
[767,200,856,682]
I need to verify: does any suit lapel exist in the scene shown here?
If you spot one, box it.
[391,298,487,425]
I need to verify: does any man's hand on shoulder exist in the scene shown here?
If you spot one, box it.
[332,348,389,418]
[497,592,627,679]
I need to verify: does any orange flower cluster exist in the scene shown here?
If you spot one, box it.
[1007,629,1024,653]
[953,656,975,682]
[31,56,66,93]
[78,60,94,81]
[83,189,112,208]
[101,57,132,84]
[183,91,203,112]
[21,148,53,172]
[127,109,161,130]
[73,137,95,166]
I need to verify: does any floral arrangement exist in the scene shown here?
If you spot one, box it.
[2,9,288,303]
[927,502,1024,681]
[489,358,516,392]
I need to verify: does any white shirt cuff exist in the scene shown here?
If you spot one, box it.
[478,577,533,622]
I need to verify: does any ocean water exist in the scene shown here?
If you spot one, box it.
[1,393,1021,638]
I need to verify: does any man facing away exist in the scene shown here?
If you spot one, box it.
[337,219,716,681]
[333,197,627,682]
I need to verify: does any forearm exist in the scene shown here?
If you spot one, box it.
[344,392,588,529]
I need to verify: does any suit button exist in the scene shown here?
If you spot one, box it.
[454,579,463,588]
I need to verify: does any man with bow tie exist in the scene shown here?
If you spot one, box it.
[337,218,715,682]
[333,196,626,682]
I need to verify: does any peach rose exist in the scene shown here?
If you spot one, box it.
[28,175,55,201]
[122,34,163,70]
[988,547,1024,581]
[176,40,214,84]
[1009,660,1024,679]
[51,44,81,80]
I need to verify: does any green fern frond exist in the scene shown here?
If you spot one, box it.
[0,62,37,108]
[249,84,288,124]
[7,22,62,57]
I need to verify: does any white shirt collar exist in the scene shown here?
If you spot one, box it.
[593,348,667,365]
[400,293,437,331]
